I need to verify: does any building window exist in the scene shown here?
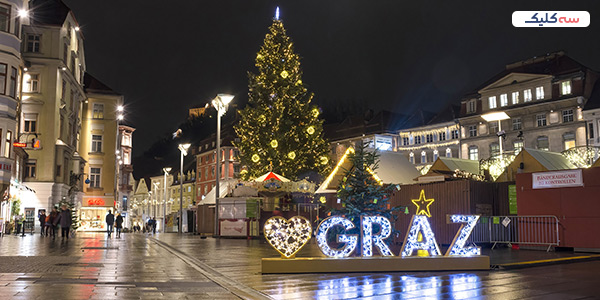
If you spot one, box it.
[233,164,240,175]
[0,63,6,95]
[589,122,595,139]
[535,86,544,100]
[524,89,532,102]
[122,134,131,146]
[421,151,426,164]
[467,100,476,113]
[500,94,508,107]
[451,129,459,139]
[468,125,477,137]
[563,132,576,150]
[23,73,39,92]
[8,67,16,98]
[426,134,434,143]
[91,135,102,152]
[90,167,101,188]
[25,160,36,178]
[512,118,522,130]
[513,140,523,154]
[489,122,498,134]
[402,137,409,146]
[92,103,104,119]
[536,114,547,127]
[490,143,500,157]
[445,148,452,157]
[561,81,572,95]
[511,91,519,105]
[26,34,41,52]
[414,136,421,144]
[23,113,37,133]
[123,152,130,165]
[488,96,497,109]
[4,131,10,158]
[562,109,574,123]
[468,146,478,161]
[0,4,9,33]
[439,132,446,141]
[433,150,439,162]
[536,136,549,151]
[409,152,414,164]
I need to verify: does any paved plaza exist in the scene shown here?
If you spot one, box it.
[0,232,599,299]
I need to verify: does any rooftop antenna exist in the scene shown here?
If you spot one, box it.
[275,6,280,20]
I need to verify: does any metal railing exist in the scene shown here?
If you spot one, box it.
[469,215,560,252]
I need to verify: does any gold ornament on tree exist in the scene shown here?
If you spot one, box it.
[306,126,315,135]
[320,156,329,165]
[288,151,296,160]
[270,140,279,148]
[252,154,260,162]
[280,70,289,78]
[312,108,320,118]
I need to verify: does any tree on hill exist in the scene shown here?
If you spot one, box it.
[235,14,330,180]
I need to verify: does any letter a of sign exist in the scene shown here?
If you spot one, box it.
[400,215,441,257]
[361,216,394,257]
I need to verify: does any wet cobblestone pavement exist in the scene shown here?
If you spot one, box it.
[1,232,600,299]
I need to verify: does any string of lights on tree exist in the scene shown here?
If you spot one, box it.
[234,13,330,180]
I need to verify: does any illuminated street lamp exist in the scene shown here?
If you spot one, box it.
[178,143,191,233]
[163,167,172,232]
[481,112,510,156]
[211,93,234,237]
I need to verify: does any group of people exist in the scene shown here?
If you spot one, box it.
[105,210,124,238]
[37,205,73,239]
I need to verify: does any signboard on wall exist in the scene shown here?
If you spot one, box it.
[532,169,583,189]
[220,219,247,237]
[508,185,517,214]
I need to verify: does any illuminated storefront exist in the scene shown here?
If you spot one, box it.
[79,196,114,231]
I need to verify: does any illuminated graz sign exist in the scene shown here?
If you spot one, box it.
[265,214,480,258]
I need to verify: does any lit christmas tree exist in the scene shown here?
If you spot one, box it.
[235,9,330,180]
[332,144,400,223]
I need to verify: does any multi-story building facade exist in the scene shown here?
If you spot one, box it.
[195,126,239,203]
[170,164,195,232]
[21,0,86,214]
[78,73,121,230]
[117,124,135,227]
[130,177,150,229]
[397,105,461,173]
[0,0,29,226]
[458,52,598,161]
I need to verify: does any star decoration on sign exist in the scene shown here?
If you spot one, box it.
[411,190,435,217]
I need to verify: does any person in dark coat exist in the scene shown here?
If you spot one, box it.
[53,205,72,239]
[47,208,58,238]
[38,211,46,236]
[115,213,124,238]
[106,210,115,238]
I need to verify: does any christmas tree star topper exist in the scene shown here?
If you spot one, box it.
[275,6,280,20]
[411,190,435,218]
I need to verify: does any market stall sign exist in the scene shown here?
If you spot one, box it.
[532,169,583,189]
[87,198,105,206]
[13,142,26,148]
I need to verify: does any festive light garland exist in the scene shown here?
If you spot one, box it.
[480,154,516,181]
[561,146,600,168]
[397,140,459,151]
[264,216,312,258]
[446,215,481,256]
[399,124,460,139]
[316,216,358,258]
[361,215,394,257]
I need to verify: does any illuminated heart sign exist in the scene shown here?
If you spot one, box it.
[264,216,312,258]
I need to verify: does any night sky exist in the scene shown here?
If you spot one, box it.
[61,0,600,153]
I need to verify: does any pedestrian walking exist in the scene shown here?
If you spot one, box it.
[115,213,123,238]
[47,208,58,238]
[106,210,115,238]
[53,205,72,239]
[38,211,46,236]
[149,217,157,234]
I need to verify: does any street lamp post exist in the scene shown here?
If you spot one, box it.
[162,167,171,232]
[482,112,510,156]
[212,94,234,237]
[178,143,191,233]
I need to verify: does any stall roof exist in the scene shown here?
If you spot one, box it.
[254,172,290,182]
[198,179,237,205]
[316,148,419,194]
[496,148,577,182]
[593,157,600,168]
[430,157,480,174]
